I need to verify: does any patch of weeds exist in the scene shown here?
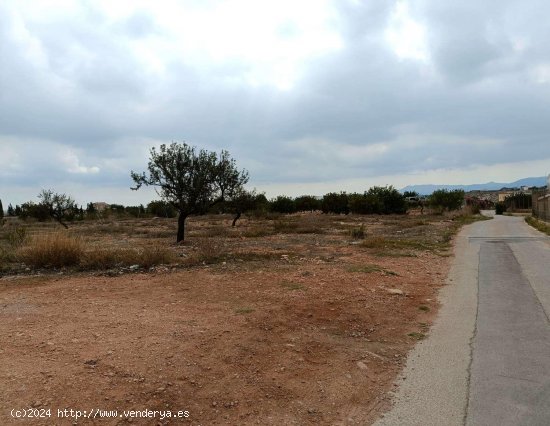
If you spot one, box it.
[347,264,399,276]
[418,323,430,332]
[395,219,429,229]
[418,305,430,312]
[18,232,84,268]
[200,226,230,238]
[6,227,28,247]
[525,216,550,236]
[235,307,255,314]
[295,225,323,234]
[273,220,299,234]
[279,281,305,291]
[350,224,366,239]
[185,238,227,265]
[243,227,272,238]
[81,244,176,270]
[407,332,426,340]
[452,214,492,226]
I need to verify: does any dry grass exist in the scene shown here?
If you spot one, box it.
[185,238,227,265]
[242,226,272,238]
[525,216,550,235]
[1,210,487,274]
[18,232,84,268]
[81,245,176,270]
[15,231,175,270]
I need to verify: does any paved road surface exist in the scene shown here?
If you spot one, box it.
[375,213,550,426]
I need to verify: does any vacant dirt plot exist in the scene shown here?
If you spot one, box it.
[0,213,465,425]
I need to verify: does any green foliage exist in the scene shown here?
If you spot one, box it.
[270,196,297,214]
[348,192,380,214]
[19,201,50,221]
[109,204,125,214]
[0,199,3,219]
[294,195,321,212]
[7,204,15,216]
[429,189,465,212]
[86,202,96,214]
[403,190,419,198]
[131,142,249,242]
[368,186,407,214]
[348,186,407,214]
[147,200,177,218]
[504,192,532,210]
[38,189,78,228]
[227,189,260,213]
[321,192,349,214]
[495,202,507,215]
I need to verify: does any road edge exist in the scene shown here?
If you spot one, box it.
[373,225,479,426]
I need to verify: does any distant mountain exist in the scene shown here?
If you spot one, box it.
[401,176,547,195]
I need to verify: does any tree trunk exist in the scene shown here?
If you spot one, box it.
[57,218,69,229]
[232,211,241,227]
[177,212,187,243]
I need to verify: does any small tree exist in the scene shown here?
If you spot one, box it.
[367,186,407,214]
[429,189,464,212]
[321,192,349,214]
[227,188,259,226]
[270,196,297,214]
[7,204,15,216]
[131,142,248,243]
[38,189,78,229]
[20,201,50,221]
[295,195,321,212]
[0,199,3,220]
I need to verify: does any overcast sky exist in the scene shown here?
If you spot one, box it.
[1,0,549,206]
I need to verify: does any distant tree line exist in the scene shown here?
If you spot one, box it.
[267,187,409,215]
[2,187,467,226]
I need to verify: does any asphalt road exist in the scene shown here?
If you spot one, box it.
[375,213,550,426]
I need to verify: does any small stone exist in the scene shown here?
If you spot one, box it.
[356,361,368,370]
[386,288,404,295]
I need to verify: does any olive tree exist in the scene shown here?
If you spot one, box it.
[38,189,77,228]
[131,142,248,243]
[226,188,259,226]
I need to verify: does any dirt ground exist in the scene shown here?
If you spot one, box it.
[0,213,456,425]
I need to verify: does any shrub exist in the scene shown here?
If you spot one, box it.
[18,232,83,268]
[367,186,407,214]
[348,187,407,215]
[270,196,297,214]
[429,189,465,212]
[321,192,349,214]
[350,224,366,239]
[348,192,380,214]
[6,227,28,247]
[294,195,321,212]
[495,202,507,215]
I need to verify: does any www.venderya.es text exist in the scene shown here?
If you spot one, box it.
[10,408,190,420]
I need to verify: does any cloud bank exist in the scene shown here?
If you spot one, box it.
[1,0,549,205]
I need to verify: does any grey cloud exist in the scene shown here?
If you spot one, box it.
[2,0,550,205]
